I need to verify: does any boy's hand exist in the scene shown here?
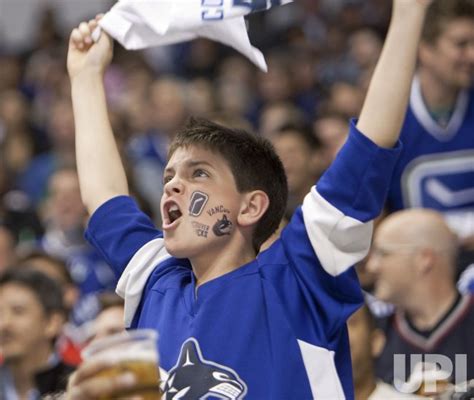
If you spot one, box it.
[67,15,113,80]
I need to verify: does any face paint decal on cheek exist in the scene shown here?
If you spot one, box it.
[189,191,209,217]
[192,221,210,238]
[213,215,233,237]
[207,205,230,217]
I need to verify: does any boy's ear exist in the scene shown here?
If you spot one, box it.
[237,190,270,227]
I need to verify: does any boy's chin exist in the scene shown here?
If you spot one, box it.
[164,240,197,259]
[164,244,188,259]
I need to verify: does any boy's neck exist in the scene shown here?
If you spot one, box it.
[191,239,257,287]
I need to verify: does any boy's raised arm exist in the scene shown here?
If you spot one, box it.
[357,0,432,148]
[68,17,129,215]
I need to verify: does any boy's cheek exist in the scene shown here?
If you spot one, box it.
[188,200,234,240]
[204,203,233,238]
[191,221,211,238]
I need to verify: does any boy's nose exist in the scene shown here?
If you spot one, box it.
[164,177,185,195]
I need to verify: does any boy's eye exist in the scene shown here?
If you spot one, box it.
[163,176,173,184]
[193,169,209,178]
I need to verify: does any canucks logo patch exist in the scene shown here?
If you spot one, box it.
[162,338,247,399]
[402,151,474,210]
[212,215,233,237]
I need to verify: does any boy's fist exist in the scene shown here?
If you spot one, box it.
[67,15,113,79]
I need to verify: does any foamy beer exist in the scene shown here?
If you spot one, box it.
[82,329,161,399]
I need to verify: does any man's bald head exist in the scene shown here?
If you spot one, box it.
[375,209,458,265]
[368,209,459,308]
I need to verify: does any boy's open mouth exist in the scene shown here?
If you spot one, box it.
[164,200,183,227]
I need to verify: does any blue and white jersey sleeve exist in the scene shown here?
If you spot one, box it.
[277,120,402,332]
[309,120,402,268]
[85,196,167,324]
[85,196,162,274]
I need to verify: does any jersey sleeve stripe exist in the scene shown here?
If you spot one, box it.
[302,188,373,277]
[117,238,171,327]
[297,339,345,399]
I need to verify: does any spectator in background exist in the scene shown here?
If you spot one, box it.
[259,102,305,139]
[19,251,79,315]
[326,81,364,120]
[215,55,255,120]
[287,48,320,122]
[40,167,87,259]
[18,250,83,366]
[348,304,423,400]
[39,167,117,328]
[0,56,22,92]
[18,99,77,205]
[313,111,349,165]
[348,28,383,94]
[0,89,46,246]
[272,123,323,217]
[386,0,474,257]
[0,269,75,399]
[0,224,16,274]
[0,182,43,249]
[348,28,382,78]
[366,209,474,386]
[186,78,216,117]
[257,53,294,106]
[0,90,38,174]
[90,293,125,342]
[248,53,296,126]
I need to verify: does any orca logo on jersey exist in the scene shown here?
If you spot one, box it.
[162,338,247,400]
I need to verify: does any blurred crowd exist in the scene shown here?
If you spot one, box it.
[0,0,473,399]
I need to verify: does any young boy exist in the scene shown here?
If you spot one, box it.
[67,1,432,398]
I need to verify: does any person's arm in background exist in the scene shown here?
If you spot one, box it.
[68,16,129,215]
[357,0,432,148]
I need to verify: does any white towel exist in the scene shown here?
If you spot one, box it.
[97,0,292,72]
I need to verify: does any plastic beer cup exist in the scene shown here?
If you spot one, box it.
[81,329,161,399]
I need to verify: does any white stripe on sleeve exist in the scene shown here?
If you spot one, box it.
[298,339,345,400]
[116,238,171,327]
[302,187,373,277]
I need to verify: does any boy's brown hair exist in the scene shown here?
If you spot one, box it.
[169,117,288,252]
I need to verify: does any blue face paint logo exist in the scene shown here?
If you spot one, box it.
[189,192,209,217]
[213,215,233,236]
[163,338,247,400]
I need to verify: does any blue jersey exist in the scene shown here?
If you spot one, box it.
[387,77,474,238]
[85,122,401,399]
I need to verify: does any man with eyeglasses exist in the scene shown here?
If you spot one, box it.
[367,208,474,392]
